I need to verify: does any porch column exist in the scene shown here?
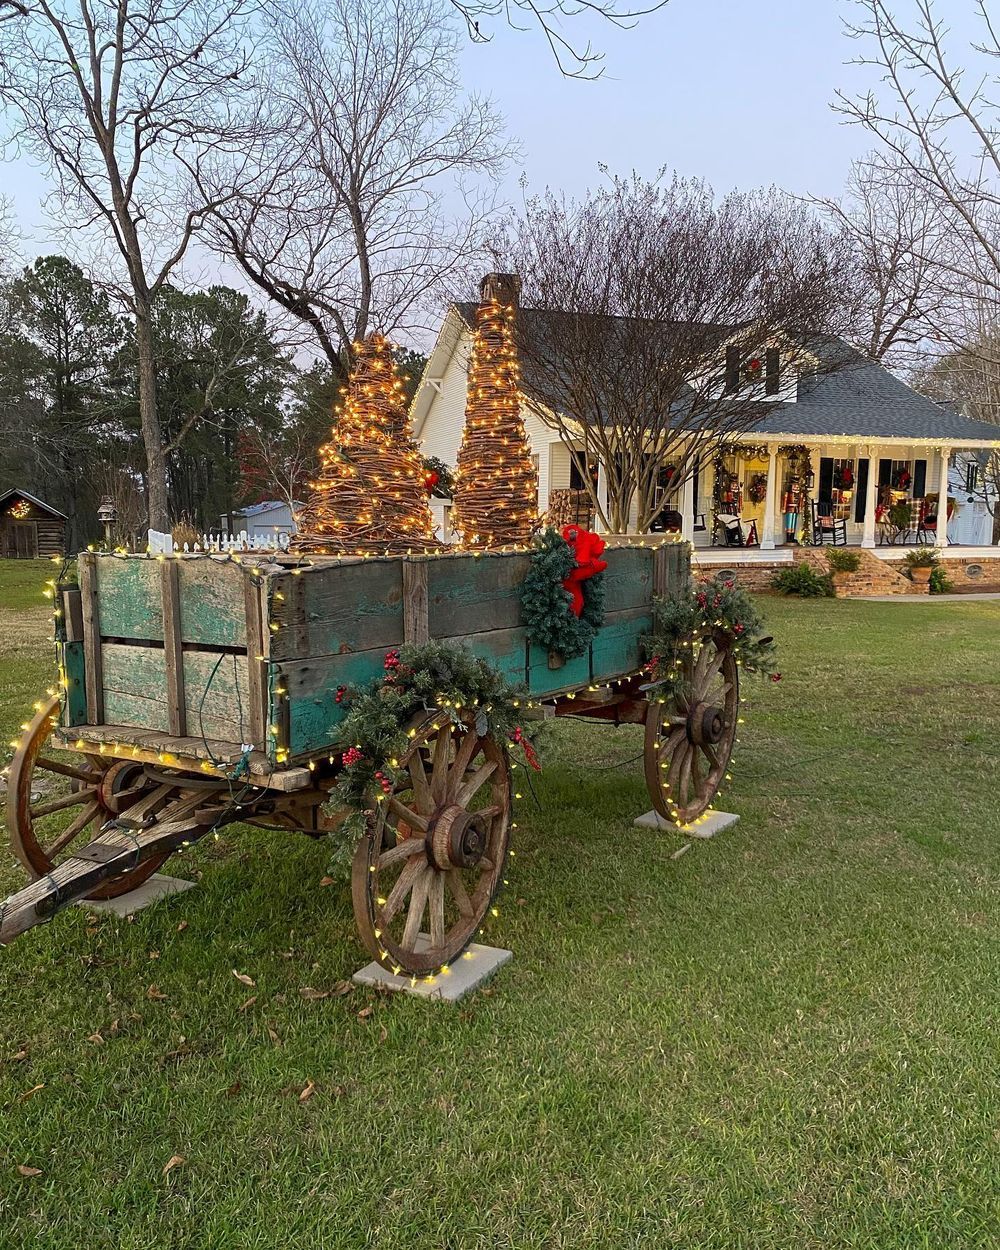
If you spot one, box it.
[862,445,878,549]
[681,467,695,544]
[760,443,778,550]
[936,446,951,547]
[595,459,609,533]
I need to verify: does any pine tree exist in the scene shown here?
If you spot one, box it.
[452,275,538,547]
[293,334,438,555]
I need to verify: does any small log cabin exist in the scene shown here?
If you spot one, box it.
[0,489,66,559]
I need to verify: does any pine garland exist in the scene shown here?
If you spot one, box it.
[451,293,538,548]
[519,527,606,660]
[294,334,439,556]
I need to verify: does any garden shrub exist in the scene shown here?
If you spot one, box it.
[771,564,834,598]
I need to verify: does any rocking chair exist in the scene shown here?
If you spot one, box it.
[811,500,848,546]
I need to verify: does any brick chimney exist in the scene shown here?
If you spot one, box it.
[480,272,521,307]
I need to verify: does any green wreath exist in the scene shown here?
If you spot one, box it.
[519,527,606,661]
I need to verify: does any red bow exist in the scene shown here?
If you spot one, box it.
[561,524,608,617]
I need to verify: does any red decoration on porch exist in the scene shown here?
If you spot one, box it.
[560,524,608,617]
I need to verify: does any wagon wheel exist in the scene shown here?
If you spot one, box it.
[6,696,170,898]
[644,630,739,827]
[351,713,511,977]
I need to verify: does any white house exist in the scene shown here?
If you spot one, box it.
[412,276,1000,566]
[224,500,299,544]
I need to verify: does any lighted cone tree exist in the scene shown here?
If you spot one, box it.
[294,334,439,555]
[452,273,538,547]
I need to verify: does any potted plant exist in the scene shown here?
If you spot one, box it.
[825,547,860,588]
[904,548,937,584]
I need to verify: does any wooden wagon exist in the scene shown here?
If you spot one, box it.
[1,540,740,976]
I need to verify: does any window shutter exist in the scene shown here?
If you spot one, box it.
[854,458,869,522]
[724,346,739,393]
[913,459,927,498]
[878,458,892,489]
[765,348,780,395]
[818,457,834,503]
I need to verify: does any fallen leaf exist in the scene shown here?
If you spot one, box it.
[87,1032,104,1046]
[267,1025,281,1047]
[319,876,334,887]
[17,1165,42,1178]
[232,970,255,987]
[176,920,188,933]
[379,1026,388,1043]
[298,1080,316,1102]
[331,980,354,997]
[146,984,167,1001]
[8,1049,28,1062]
[225,1080,242,1097]
[357,1005,374,1020]
[670,843,692,861]
[238,995,257,1013]
[18,1083,44,1103]
[162,1155,185,1176]
[299,987,330,1001]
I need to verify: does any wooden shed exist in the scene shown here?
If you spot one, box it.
[0,489,66,559]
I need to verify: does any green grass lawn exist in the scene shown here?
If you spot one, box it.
[1,560,999,1249]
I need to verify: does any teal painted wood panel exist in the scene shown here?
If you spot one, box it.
[60,641,88,726]
[427,552,532,637]
[278,648,388,758]
[95,557,163,641]
[600,546,654,611]
[452,628,529,686]
[183,651,255,746]
[527,642,591,697]
[103,688,171,733]
[269,560,404,661]
[591,608,653,682]
[177,560,247,647]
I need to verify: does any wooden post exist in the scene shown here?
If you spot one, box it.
[402,560,429,644]
[78,553,104,725]
[244,575,267,749]
[160,558,187,737]
[862,445,879,549]
[652,545,672,597]
[936,446,951,547]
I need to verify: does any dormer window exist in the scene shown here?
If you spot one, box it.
[765,347,780,395]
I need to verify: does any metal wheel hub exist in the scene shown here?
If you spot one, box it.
[688,701,725,746]
[429,804,488,870]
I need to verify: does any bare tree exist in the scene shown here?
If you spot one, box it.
[0,0,259,530]
[812,154,950,366]
[494,174,852,532]
[836,1,1000,328]
[450,0,668,79]
[205,0,511,372]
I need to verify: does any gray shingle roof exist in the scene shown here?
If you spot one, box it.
[452,303,1000,444]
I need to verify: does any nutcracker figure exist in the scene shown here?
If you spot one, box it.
[782,476,800,544]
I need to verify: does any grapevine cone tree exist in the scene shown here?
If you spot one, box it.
[452,273,539,547]
[294,334,439,555]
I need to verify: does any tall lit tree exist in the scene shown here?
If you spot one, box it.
[294,333,438,555]
[451,273,538,547]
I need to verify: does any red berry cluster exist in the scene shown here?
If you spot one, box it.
[373,769,393,795]
[342,746,364,767]
[335,686,347,704]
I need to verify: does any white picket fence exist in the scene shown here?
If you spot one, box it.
[147,529,292,555]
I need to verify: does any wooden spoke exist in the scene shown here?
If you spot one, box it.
[377,836,428,870]
[30,787,97,818]
[352,712,511,977]
[430,724,451,799]
[34,757,98,784]
[387,796,428,833]
[379,855,425,926]
[43,799,102,858]
[401,866,432,951]
[447,869,475,917]
[454,760,497,807]
[407,754,432,815]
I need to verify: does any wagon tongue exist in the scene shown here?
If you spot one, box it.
[0,815,211,946]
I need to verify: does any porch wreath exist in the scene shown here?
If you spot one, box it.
[519,525,607,663]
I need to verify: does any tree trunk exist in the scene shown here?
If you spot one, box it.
[134,300,169,532]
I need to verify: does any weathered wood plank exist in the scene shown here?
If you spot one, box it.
[61,586,83,642]
[60,640,88,726]
[402,561,429,644]
[268,560,404,661]
[176,558,247,647]
[450,627,529,686]
[590,607,653,683]
[79,553,104,724]
[599,546,654,612]
[427,552,532,638]
[103,687,171,732]
[527,642,591,698]
[276,648,389,757]
[160,559,186,736]
[244,577,266,748]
